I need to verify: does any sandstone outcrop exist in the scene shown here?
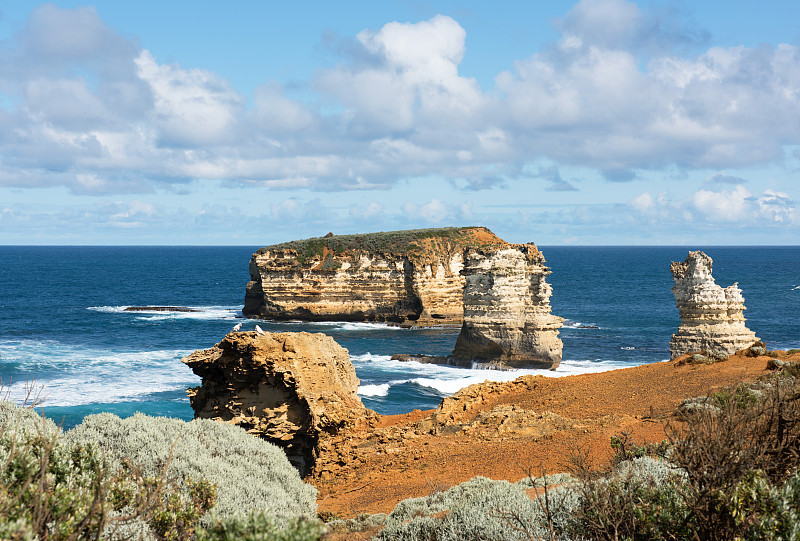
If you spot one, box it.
[669,251,759,359]
[243,227,508,325]
[451,245,563,369]
[183,331,378,476]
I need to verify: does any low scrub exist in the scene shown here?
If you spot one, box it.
[66,412,318,522]
[0,403,320,540]
[0,402,218,540]
[197,513,325,541]
[374,476,578,541]
[258,226,499,262]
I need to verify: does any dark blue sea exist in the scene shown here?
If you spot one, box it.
[1,246,797,429]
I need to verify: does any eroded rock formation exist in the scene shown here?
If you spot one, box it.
[243,227,508,325]
[451,245,563,369]
[670,250,759,359]
[183,331,378,476]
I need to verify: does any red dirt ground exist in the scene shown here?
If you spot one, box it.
[312,350,798,518]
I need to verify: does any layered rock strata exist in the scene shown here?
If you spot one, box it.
[451,245,563,369]
[669,251,759,359]
[183,331,378,476]
[243,227,508,325]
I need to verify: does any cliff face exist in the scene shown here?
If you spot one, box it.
[183,331,378,476]
[243,227,507,325]
[451,245,563,369]
[670,251,759,359]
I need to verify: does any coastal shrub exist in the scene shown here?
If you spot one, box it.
[326,513,387,537]
[0,402,109,540]
[568,456,691,541]
[744,341,769,357]
[677,349,728,365]
[736,470,800,540]
[258,226,499,260]
[196,513,325,541]
[0,400,60,442]
[67,412,318,521]
[375,476,578,541]
[515,472,574,489]
[0,402,219,540]
[664,372,800,540]
[609,432,670,467]
[709,383,760,410]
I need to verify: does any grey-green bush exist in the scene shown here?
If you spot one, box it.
[0,401,60,443]
[196,513,325,541]
[375,476,578,541]
[515,472,574,489]
[66,412,317,521]
[0,402,108,540]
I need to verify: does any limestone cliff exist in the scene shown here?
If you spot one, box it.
[183,331,378,476]
[243,227,508,325]
[670,251,759,359]
[451,244,563,369]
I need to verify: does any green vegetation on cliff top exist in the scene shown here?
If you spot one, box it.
[256,226,506,262]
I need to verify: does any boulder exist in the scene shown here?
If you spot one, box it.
[183,331,378,476]
[669,251,759,359]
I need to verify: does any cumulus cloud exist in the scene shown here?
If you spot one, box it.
[1,2,800,195]
[630,192,655,212]
[317,15,484,135]
[403,198,450,223]
[630,184,797,225]
[135,51,243,146]
[349,201,384,219]
[690,185,752,222]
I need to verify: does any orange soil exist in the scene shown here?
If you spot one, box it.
[312,351,797,518]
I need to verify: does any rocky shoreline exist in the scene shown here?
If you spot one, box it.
[180,241,776,521]
[182,328,796,519]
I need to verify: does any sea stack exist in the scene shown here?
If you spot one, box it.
[243,227,510,325]
[451,244,563,369]
[669,250,759,359]
[183,331,378,476]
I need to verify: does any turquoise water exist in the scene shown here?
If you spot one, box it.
[1,245,797,429]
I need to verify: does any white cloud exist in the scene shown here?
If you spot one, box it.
[250,81,315,134]
[135,51,243,146]
[630,184,797,226]
[757,190,796,223]
[630,192,655,212]
[403,198,450,223]
[0,2,799,199]
[690,185,751,222]
[556,0,644,51]
[350,202,384,219]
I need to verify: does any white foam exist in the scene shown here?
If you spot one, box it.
[621,346,636,350]
[87,305,129,313]
[0,339,198,407]
[350,353,631,397]
[562,319,599,329]
[351,352,397,364]
[87,305,242,321]
[297,321,405,331]
[358,383,391,397]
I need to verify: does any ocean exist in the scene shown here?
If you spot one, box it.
[1,245,797,429]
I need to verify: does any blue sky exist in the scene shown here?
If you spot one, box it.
[0,0,798,245]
